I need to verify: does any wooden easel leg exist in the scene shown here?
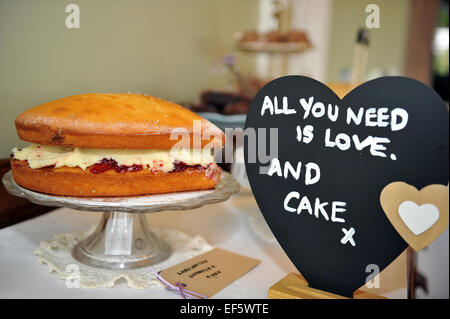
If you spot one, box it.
[407,247,416,299]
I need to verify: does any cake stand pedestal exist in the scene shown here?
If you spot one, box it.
[2,171,239,270]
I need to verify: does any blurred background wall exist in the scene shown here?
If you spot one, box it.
[0,0,418,156]
[0,0,260,154]
[327,0,410,81]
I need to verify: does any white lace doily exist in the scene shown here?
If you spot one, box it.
[34,227,213,289]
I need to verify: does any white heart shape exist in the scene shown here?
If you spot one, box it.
[398,201,440,235]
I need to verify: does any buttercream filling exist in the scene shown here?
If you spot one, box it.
[11,144,215,172]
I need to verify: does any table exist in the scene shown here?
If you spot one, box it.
[0,191,406,299]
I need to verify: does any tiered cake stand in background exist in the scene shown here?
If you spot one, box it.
[2,171,239,270]
[235,0,312,77]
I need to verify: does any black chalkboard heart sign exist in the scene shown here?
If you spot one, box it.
[244,76,449,297]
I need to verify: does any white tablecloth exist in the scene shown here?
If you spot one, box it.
[0,191,406,299]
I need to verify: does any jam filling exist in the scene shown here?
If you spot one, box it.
[41,164,56,169]
[171,161,204,173]
[88,159,206,174]
[90,158,143,174]
[17,156,210,174]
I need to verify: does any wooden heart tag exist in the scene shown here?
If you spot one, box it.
[380,182,449,251]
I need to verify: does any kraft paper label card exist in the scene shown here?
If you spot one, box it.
[159,248,260,297]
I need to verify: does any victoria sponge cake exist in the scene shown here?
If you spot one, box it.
[11,93,224,196]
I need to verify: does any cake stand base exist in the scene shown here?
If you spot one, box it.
[2,170,240,270]
[72,212,171,270]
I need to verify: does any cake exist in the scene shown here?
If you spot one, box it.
[10,93,224,196]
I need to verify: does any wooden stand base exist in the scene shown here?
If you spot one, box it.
[268,273,387,299]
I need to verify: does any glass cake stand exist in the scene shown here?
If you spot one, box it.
[2,171,239,270]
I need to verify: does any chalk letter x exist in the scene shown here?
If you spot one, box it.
[341,227,356,246]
